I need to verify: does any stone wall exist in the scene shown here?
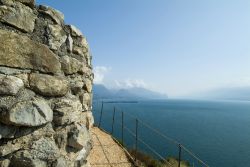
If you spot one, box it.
[0,0,94,166]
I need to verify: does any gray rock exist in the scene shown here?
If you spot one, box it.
[47,24,67,51]
[0,123,17,139]
[81,65,92,76]
[83,79,92,93]
[0,88,33,102]
[0,123,55,157]
[53,157,67,167]
[61,56,83,75]
[0,96,16,111]
[0,2,36,32]
[17,0,35,8]
[0,67,31,75]
[29,73,69,97]
[11,150,47,167]
[15,73,30,87]
[0,0,35,8]
[0,0,15,6]
[68,124,90,151]
[66,35,73,52]
[85,52,92,67]
[79,92,92,112]
[53,98,83,126]
[68,25,83,37]
[74,141,92,163]
[14,123,54,139]
[71,54,86,64]
[68,75,84,95]
[73,46,87,57]
[0,98,53,127]
[53,126,69,149]
[0,74,24,95]
[79,93,91,104]
[79,36,89,49]
[31,138,60,161]
[86,111,94,129]
[16,89,36,104]
[82,104,89,113]
[39,5,64,25]
[72,37,89,58]
[0,29,61,74]
[0,141,21,157]
[0,159,10,167]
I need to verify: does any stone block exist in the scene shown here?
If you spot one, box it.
[29,73,69,97]
[0,74,24,96]
[0,2,36,32]
[0,30,61,74]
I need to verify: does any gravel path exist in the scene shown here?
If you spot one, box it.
[89,127,135,167]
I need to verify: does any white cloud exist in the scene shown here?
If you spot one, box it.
[93,66,111,84]
[115,79,148,89]
[93,66,149,90]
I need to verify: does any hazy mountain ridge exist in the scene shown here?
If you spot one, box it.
[93,84,168,100]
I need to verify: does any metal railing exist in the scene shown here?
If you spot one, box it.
[94,101,209,167]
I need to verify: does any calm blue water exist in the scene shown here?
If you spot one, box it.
[93,99,250,167]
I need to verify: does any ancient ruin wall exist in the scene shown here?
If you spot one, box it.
[0,0,94,166]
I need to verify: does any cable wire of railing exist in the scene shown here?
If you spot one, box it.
[93,100,209,167]
[181,145,209,167]
[113,106,209,166]
[125,110,210,167]
[117,108,180,146]
[122,123,174,167]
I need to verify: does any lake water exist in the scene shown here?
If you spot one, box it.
[92,99,250,167]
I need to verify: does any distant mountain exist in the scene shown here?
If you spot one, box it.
[93,84,168,100]
[189,87,250,101]
[115,87,168,99]
[114,89,140,99]
[92,84,114,99]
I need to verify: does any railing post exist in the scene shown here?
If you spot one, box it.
[135,119,138,162]
[98,101,104,128]
[121,111,124,145]
[178,144,182,167]
[111,107,116,134]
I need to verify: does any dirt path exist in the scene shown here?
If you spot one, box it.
[88,127,134,167]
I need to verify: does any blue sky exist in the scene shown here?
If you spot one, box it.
[37,0,250,97]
